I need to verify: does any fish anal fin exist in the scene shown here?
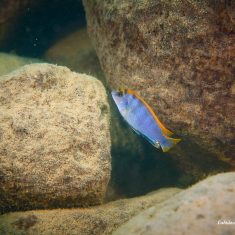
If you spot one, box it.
[166,136,181,145]
[161,135,181,152]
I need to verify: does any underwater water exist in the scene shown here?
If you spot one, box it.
[0,0,234,234]
[0,0,186,201]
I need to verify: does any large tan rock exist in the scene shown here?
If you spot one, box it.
[0,63,111,213]
[83,0,235,170]
[0,188,181,235]
[113,172,235,235]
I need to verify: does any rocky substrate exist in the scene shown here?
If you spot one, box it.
[0,188,181,235]
[0,63,111,213]
[83,0,235,171]
[113,172,235,235]
[43,29,181,198]
[1,173,234,235]
[0,1,234,234]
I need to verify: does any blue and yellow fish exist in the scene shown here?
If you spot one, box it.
[111,89,181,152]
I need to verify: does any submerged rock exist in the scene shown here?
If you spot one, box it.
[0,63,111,213]
[113,172,235,235]
[44,28,105,84]
[0,53,42,76]
[83,0,235,170]
[44,27,181,198]
[0,188,181,235]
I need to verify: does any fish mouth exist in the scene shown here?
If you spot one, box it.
[111,90,117,96]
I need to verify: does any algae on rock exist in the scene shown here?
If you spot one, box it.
[0,188,181,235]
[0,63,111,213]
[83,0,235,177]
[113,172,235,235]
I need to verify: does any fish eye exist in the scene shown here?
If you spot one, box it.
[117,89,125,97]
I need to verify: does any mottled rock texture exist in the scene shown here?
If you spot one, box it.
[0,53,42,76]
[113,172,235,235]
[44,28,182,199]
[83,0,235,169]
[0,63,111,213]
[0,188,181,235]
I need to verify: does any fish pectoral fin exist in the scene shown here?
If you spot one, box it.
[154,141,161,149]
[160,135,181,152]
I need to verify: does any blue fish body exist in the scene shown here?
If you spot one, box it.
[111,89,181,152]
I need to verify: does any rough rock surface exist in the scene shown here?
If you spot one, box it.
[0,53,42,76]
[0,188,181,235]
[0,63,111,213]
[83,0,235,167]
[44,28,182,199]
[113,172,235,235]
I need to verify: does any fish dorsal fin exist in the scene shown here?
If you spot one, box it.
[126,89,174,137]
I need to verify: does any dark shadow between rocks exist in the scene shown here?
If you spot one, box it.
[106,96,181,200]
[106,92,232,201]
[170,138,232,187]
[1,0,86,57]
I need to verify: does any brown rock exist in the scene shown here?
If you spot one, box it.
[44,28,182,199]
[113,172,235,235]
[0,63,111,213]
[83,0,235,170]
[0,188,181,235]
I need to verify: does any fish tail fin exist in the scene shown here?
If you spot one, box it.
[160,136,181,152]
